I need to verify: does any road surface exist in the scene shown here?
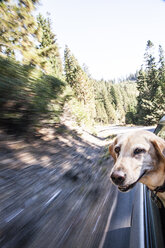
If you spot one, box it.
[0,125,157,248]
[97,125,156,137]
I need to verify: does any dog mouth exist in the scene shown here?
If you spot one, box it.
[118,170,148,192]
[118,183,135,192]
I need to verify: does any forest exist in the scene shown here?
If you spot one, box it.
[0,0,165,134]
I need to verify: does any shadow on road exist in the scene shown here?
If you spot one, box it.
[0,125,113,248]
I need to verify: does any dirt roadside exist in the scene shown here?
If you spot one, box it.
[0,123,114,248]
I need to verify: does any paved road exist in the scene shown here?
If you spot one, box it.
[97,125,156,138]
[99,125,156,248]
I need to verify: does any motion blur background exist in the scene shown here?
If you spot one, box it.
[0,0,165,247]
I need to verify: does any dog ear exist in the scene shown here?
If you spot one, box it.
[109,138,117,162]
[151,137,165,162]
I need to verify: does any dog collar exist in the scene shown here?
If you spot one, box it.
[150,191,164,208]
[150,181,165,208]
[154,181,165,193]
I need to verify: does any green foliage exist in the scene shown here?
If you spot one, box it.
[37,14,63,77]
[0,0,40,64]
[94,80,137,124]
[136,40,165,125]
[94,80,117,124]
[0,0,151,131]
[95,101,108,124]
[64,46,96,126]
[69,98,90,126]
[0,56,65,133]
[0,2,69,133]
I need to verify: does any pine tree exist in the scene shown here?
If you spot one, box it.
[94,81,116,124]
[110,84,126,123]
[95,101,108,124]
[64,46,77,88]
[136,41,157,124]
[64,46,96,124]
[136,40,165,124]
[102,84,116,123]
[110,85,118,107]
[37,14,62,77]
[155,45,165,119]
[64,46,93,104]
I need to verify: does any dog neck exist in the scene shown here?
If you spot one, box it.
[151,181,165,208]
[154,180,165,193]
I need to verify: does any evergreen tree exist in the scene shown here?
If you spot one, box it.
[37,14,62,77]
[95,101,108,124]
[64,46,96,124]
[110,84,127,123]
[94,79,137,125]
[136,68,146,122]
[136,40,165,125]
[102,83,116,123]
[64,46,78,88]
[64,46,93,104]
[94,81,117,124]
[94,81,108,124]
[110,85,118,107]
[156,45,165,119]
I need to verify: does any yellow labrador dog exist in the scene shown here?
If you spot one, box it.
[109,130,165,207]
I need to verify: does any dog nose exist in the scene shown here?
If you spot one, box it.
[111,171,126,185]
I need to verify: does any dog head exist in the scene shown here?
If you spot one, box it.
[109,130,165,192]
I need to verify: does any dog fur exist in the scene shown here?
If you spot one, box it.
[109,130,165,207]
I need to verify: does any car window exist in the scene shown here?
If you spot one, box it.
[154,124,165,140]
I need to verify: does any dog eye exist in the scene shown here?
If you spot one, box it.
[134,148,146,155]
[114,146,120,154]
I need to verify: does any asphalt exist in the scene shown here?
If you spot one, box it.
[97,125,156,137]
[0,125,157,248]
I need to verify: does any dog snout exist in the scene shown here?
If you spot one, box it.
[111,170,126,185]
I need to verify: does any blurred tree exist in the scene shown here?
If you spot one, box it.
[0,0,40,64]
[82,63,91,78]
[0,56,65,133]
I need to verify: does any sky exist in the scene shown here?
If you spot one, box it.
[37,0,165,80]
